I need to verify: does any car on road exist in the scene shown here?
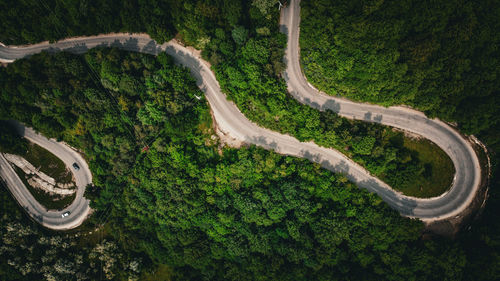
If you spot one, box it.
[61,211,70,218]
[72,163,80,171]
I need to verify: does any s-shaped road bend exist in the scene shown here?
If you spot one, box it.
[0,0,482,227]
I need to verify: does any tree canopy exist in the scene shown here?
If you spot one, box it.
[0,48,473,281]
[300,0,500,142]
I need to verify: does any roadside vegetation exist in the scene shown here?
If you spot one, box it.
[13,165,75,211]
[398,136,455,197]
[166,0,455,198]
[23,141,74,185]
[0,0,499,280]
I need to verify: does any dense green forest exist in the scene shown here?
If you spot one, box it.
[299,0,500,146]
[0,0,499,280]
[298,0,500,280]
[0,0,175,44]
[0,48,482,280]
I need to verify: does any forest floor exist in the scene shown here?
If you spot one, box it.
[140,264,174,281]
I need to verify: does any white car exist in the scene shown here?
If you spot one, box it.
[61,211,70,218]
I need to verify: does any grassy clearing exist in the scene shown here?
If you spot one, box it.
[22,142,74,185]
[386,136,455,198]
[13,166,75,210]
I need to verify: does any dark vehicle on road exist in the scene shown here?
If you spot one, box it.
[72,163,80,171]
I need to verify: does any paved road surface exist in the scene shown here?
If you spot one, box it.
[0,121,91,230]
[0,2,482,223]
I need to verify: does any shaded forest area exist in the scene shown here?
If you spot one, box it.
[0,121,28,154]
[0,48,472,280]
[0,0,499,280]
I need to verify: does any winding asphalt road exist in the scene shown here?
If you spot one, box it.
[0,121,92,230]
[280,0,481,220]
[0,0,482,225]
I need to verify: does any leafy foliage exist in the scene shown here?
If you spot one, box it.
[182,0,451,195]
[0,48,466,281]
[0,0,175,44]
